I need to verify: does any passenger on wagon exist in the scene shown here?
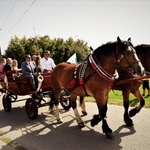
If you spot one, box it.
[3,58,12,71]
[12,59,22,77]
[21,54,38,91]
[3,58,12,78]
[0,58,6,79]
[0,58,6,90]
[32,55,37,67]
[35,55,42,73]
[40,50,56,73]
[40,50,56,113]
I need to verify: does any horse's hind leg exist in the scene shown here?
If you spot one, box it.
[122,90,134,126]
[79,96,87,116]
[129,89,145,117]
[52,90,63,123]
[71,95,84,128]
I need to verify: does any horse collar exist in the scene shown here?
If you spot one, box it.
[89,54,119,82]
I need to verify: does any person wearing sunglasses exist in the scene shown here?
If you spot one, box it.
[21,54,38,91]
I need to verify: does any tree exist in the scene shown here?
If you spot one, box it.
[4,35,89,66]
[4,36,25,67]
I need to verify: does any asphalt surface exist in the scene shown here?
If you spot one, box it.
[0,94,150,150]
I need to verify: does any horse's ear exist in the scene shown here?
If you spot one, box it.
[128,37,134,47]
[90,46,93,51]
[128,37,131,42]
[117,36,121,43]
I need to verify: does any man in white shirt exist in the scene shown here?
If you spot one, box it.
[40,50,56,73]
[41,50,56,113]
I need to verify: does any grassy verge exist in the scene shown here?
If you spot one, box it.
[82,86,150,108]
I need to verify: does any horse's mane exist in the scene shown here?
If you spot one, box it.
[94,42,117,57]
[135,44,150,53]
[94,40,132,57]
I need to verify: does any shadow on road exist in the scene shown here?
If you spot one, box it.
[0,105,136,150]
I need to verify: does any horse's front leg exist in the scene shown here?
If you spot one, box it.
[122,90,133,126]
[129,89,145,117]
[91,104,114,139]
[71,95,84,128]
[91,96,113,138]
[102,118,114,139]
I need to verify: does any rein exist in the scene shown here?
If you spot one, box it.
[113,75,150,86]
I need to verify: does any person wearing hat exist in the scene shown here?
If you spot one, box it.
[40,50,56,73]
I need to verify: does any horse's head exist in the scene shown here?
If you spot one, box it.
[116,36,145,76]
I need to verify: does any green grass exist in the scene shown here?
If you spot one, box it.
[82,85,150,108]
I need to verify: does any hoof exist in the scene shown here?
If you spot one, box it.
[129,108,139,117]
[129,110,135,117]
[82,110,87,116]
[90,119,95,127]
[57,119,63,124]
[90,114,101,127]
[78,122,85,128]
[105,132,115,139]
[125,121,134,127]
[49,110,55,115]
[124,118,134,127]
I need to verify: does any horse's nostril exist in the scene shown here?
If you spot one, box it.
[138,68,141,74]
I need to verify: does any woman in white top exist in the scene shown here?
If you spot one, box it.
[0,58,6,79]
[12,59,22,77]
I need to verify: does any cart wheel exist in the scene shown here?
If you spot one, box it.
[2,94,12,112]
[25,98,38,119]
[60,94,71,111]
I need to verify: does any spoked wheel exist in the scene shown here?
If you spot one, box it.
[60,92,71,111]
[25,98,38,119]
[2,94,12,112]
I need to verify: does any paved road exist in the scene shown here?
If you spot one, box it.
[0,94,150,150]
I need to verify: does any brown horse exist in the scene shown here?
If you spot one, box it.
[51,37,144,138]
[80,44,150,127]
[113,44,150,126]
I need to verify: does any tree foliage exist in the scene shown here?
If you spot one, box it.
[4,35,89,66]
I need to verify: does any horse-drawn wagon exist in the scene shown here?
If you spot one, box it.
[0,71,71,119]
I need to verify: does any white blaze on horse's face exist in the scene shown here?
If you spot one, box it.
[124,46,145,76]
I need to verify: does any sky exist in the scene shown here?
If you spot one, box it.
[0,0,150,54]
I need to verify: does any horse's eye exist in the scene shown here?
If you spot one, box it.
[126,50,131,55]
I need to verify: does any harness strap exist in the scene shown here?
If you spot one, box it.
[69,61,89,95]
[89,54,119,82]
